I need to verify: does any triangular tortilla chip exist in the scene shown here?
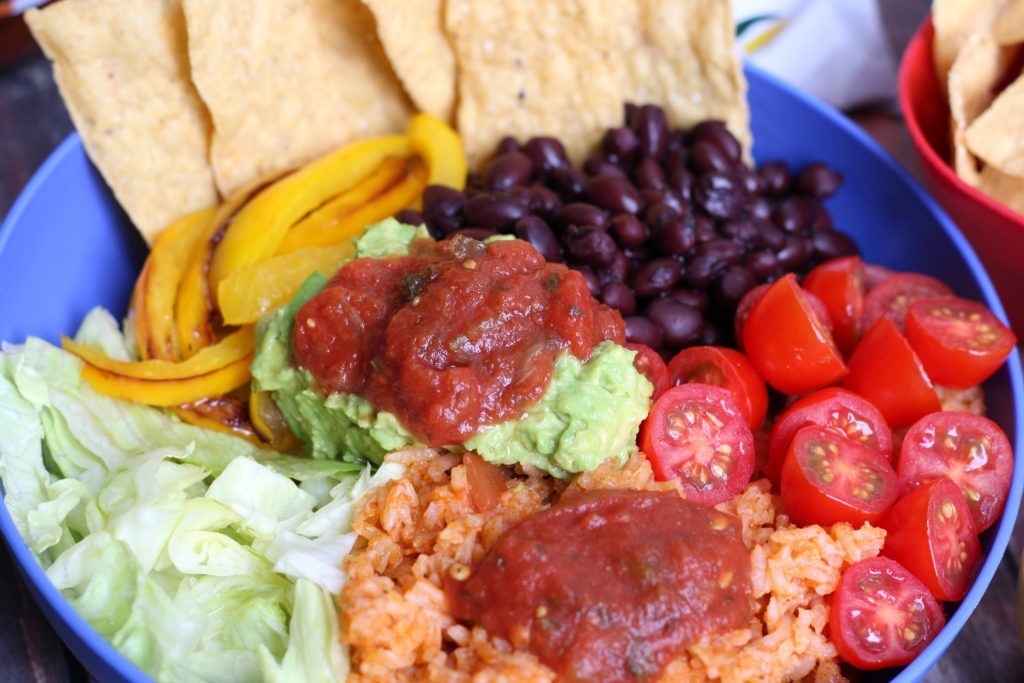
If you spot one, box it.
[965,70,1024,178]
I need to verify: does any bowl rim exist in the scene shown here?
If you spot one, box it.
[898,14,1024,228]
[0,64,1022,683]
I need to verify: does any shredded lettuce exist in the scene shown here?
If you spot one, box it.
[0,308,403,682]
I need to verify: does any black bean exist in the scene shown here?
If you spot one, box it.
[743,250,781,281]
[797,162,844,198]
[746,196,773,221]
[610,213,649,249]
[700,323,725,346]
[690,239,742,281]
[600,250,633,283]
[524,137,571,174]
[632,257,683,297]
[644,201,679,230]
[693,214,717,243]
[601,281,637,316]
[625,316,664,349]
[634,156,666,191]
[462,192,528,232]
[809,227,859,262]
[693,171,745,220]
[652,214,696,256]
[577,266,601,297]
[495,136,520,155]
[645,298,705,348]
[713,265,757,308]
[642,189,683,213]
[602,126,639,161]
[584,154,627,178]
[549,167,588,201]
[563,227,618,268]
[667,288,709,312]
[423,184,465,220]
[632,104,669,159]
[772,196,814,233]
[585,174,644,215]
[688,120,742,162]
[528,185,562,218]
[665,154,694,199]
[758,160,792,195]
[453,227,496,241]
[735,165,763,195]
[514,215,563,262]
[718,219,761,248]
[811,202,834,229]
[394,209,424,227]
[560,202,610,230]
[752,220,786,250]
[484,152,534,191]
[688,140,732,174]
[776,234,812,270]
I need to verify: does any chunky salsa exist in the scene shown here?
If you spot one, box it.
[291,235,625,446]
[444,489,753,683]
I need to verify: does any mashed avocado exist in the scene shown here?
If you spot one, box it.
[250,220,653,477]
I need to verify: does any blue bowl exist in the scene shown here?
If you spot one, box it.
[1,64,1022,682]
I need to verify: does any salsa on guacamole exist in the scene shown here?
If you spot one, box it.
[251,220,652,477]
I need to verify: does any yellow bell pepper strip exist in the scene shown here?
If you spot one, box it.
[63,326,254,380]
[173,397,265,447]
[406,112,468,191]
[77,355,254,407]
[283,155,410,240]
[133,206,218,361]
[175,173,285,358]
[249,390,300,452]
[276,158,428,253]
[218,241,354,326]
[207,134,413,303]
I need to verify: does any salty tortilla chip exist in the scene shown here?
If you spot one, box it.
[931,0,1004,96]
[965,70,1024,178]
[184,0,414,197]
[361,0,456,122]
[445,0,748,169]
[979,163,1024,215]
[947,32,1018,186]
[25,0,219,245]
[995,0,1024,46]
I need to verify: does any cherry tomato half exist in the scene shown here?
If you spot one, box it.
[741,273,847,395]
[625,342,670,401]
[802,255,866,356]
[904,295,1017,389]
[897,410,1013,532]
[667,345,768,431]
[842,315,941,429]
[830,557,947,670]
[862,272,953,332]
[780,425,899,527]
[639,383,755,506]
[880,477,980,602]
[766,387,893,485]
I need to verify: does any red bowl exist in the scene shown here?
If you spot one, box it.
[899,16,1024,336]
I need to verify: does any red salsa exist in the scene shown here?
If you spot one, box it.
[444,489,752,682]
[291,235,624,446]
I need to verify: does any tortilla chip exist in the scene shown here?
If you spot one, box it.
[445,0,748,169]
[995,0,1024,46]
[931,0,1004,95]
[979,163,1024,215]
[947,32,1018,186]
[361,0,456,122]
[25,0,219,245]
[965,70,1024,177]
[184,0,414,197]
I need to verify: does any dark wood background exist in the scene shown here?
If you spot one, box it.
[1,1,1022,681]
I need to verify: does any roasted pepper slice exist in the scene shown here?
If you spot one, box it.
[218,241,354,326]
[277,158,428,253]
[134,207,217,360]
[207,135,412,301]
[407,112,467,191]
[174,397,265,446]
[77,355,254,407]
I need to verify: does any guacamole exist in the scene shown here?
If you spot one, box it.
[250,220,653,477]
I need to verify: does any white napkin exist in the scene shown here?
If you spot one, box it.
[734,0,900,111]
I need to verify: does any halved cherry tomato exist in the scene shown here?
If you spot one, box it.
[733,281,832,351]
[625,342,670,401]
[766,386,892,485]
[904,295,1017,389]
[864,262,895,289]
[638,383,755,506]
[842,316,941,429]
[802,255,866,355]
[862,272,953,332]
[666,345,768,431]
[741,273,847,395]
[879,477,981,602]
[830,557,947,670]
[463,452,507,513]
[897,411,1013,532]
[779,425,899,527]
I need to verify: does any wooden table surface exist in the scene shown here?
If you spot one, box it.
[1,5,1023,682]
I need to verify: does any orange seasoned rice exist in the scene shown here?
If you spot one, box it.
[340,448,887,682]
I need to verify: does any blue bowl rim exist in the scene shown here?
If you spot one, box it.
[0,62,1021,682]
